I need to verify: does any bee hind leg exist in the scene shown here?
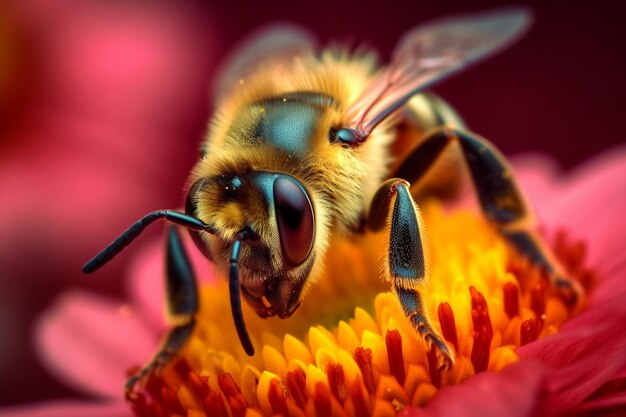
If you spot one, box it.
[368,178,454,370]
[392,126,583,306]
[125,225,198,400]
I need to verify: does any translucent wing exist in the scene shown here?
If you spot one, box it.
[345,7,532,138]
[212,24,317,105]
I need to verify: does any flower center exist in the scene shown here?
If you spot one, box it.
[128,202,593,417]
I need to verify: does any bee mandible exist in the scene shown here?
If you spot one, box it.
[83,7,582,394]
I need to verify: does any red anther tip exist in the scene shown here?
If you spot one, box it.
[427,345,442,388]
[469,287,493,373]
[354,347,376,395]
[530,281,547,328]
[327,363,348,404]
[438,302,459,352]
[350,378,371,417]
[386,329,406,385]
[203,391,229,417]
[268,378,289,417]
[503,283,520,319]
[520,319,539,346]
[286,369,308,408]
[218,373,243,398]
[314,382,332,417]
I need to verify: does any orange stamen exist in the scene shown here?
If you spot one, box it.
[286,368,308,408]
[386,330,406,385]
[503,282,520,319]
[470,287,493,373]
[520,319,539,346]
[531,280,547,330]
[218,374,248,417]
[354,347,376,395]
[438,302,459,352]
[314,382,332,417]
[268,378,289,416]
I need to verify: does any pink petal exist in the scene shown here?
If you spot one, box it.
[510,152,561,213]
[0,0,217,283]
[540,146,626,278]
[517,283,626,415]
[35,291,158,398]
[128,233,218,332]
[402,362,545,417]
[127,239,167,332]
[0,401,129,417]
[514,146,626,415]
[575,391,626,413]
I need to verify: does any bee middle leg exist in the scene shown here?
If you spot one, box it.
[125,225,198,399]
[392,127,583,305]
[368,178,454,370]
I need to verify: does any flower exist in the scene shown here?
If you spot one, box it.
[2,147,625,417]
[127,207,566,417]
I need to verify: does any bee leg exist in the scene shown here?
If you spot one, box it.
[369,179,454,370]
[125,225,198,400]
[500,229,583,306]
[393,127,583,305]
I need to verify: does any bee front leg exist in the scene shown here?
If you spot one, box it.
[369,179,454,370]
[125,225,198,399]
[393,127,583,306]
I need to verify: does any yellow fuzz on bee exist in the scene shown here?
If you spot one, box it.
[130,202,588,417]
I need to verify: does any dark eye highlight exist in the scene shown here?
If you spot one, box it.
[273,177,314,267]
[329,127,364,147]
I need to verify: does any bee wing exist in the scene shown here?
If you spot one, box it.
[345,8,532,136]
[212,24,317,105]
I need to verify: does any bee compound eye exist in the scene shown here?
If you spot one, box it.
[330,127,365,147]
[335,127,357,143]
[273,177,314,267]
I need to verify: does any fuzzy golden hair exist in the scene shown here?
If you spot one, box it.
[188,47,397,289]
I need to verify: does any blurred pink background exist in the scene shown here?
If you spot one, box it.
[0,0,623,406]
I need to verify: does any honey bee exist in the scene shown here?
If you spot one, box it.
[84,7,582,393]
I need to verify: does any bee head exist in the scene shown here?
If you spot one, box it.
[185,172,316,320]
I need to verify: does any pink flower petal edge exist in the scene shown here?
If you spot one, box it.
[516,146,626,415]
[126,239,168,332]
[574,391,626,413]
[509,152,561,212]
[540,146,626,277]
[518,294,626,415]
[35,291,158,399]
[402,361,545,417]
[0,401,130,417]
[127,232,218,333]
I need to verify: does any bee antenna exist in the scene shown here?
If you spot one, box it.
[229,233,255,356]
[82,210,217,274]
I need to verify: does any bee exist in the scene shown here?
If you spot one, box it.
[84,7,582,394]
